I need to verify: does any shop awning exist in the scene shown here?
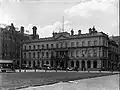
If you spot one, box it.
[0,60,13,63]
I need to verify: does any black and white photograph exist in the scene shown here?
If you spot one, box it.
[0,0,119,90]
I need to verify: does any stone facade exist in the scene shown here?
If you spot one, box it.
[23,26,110,70]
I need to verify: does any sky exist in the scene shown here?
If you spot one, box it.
[0,0,119,37]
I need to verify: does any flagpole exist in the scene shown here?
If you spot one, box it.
[62,16,64,32]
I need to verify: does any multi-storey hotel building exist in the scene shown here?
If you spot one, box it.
[22,26,110,70]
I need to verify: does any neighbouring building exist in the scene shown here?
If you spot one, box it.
[108,39,119,70]
[0,23,31,67]
[22,26,113,70]
[110,36,120,67]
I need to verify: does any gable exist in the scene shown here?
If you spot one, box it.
[55,35,68,40]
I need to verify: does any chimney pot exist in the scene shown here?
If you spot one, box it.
[71,29,74,35]
[78,30,81,35]
[20,26,24,34]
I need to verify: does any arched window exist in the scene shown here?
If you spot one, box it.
[24,52,26,58]
[24,46,26,50]
[37,45,40,49]
[71,42,74,47]
[71,61,74,67]
[87,60,91,68]
[37,52,40,58]
[33,45,36,50]
[76,42,79,47]
[82,41,85,46]
[76,50,79,57]
[29,46,31,50]
[42,44,44,49]
[93,61,97,68]
[76,60,79,68]
[88,41,91,46]
[71,51,74,57]
[29,52,31,58]
[33,52,35,58]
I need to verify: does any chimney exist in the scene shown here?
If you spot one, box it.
[32,26,37,35]
[20,26,24,34]
[92,26,96,32]
[78,30,81,35]
[71,29,74,35]
[52,32,55,37]
[89,28,92,34]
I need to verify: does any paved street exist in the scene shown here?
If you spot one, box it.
[20,74,119,90]
[0,71,118,90]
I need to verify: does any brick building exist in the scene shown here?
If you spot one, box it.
[0,23,31,67]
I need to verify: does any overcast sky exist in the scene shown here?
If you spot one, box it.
[0,0,119,37]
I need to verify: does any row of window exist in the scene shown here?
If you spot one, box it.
[20,60,98,68]
[23,50,98,59]
[24,40,98,50]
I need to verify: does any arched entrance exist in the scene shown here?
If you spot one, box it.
[93,61,97,68]
[51,61,53,67]
[71,61,74,67]
[33,61,35,68]
[81,60,85,70]
[56,61,58,67]
[87,60,91,68]
[29,60,31,67]
[76,60,79,68]
[17,60,19,66]
[37,60,40,67]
